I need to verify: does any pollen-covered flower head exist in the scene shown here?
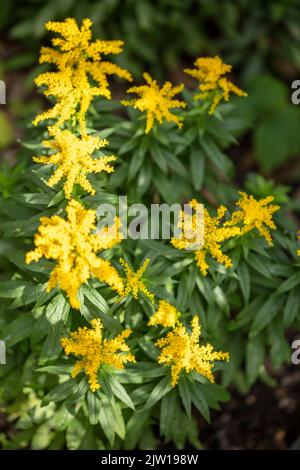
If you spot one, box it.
[33,127,116,199]
[226,192,279,245]
[119,258,154,302]
[26,200,124,309]
[148,300,180,328]
[122,72,186,133]
[156,316,229,387]
[34,18,132,133]
[184,55,247,114]
[61,318,135,392]
[171,200,240,275]
[171,199,204,251]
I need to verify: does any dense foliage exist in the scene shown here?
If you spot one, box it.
[0,14,300,450]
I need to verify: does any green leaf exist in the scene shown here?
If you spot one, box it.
[45,293,70,325]
[128,147,146,181]
[111,402,126,440]
[246,333,265,386]
[178,377,191,418]
[40,321,65,362]
[275,271,300,295]
[283,289,300,327]
[98,393,115,446]
[189,382,210,422]
[87,391,101,425]
[160,391,177,438]
[143,376,172,410]
[81,284,111,315]
[2,314,34,347]
[213,286,229,316]
[0,280,30,299]
[201,137,233,178]
[250,295,285,336]
[151,145,168,173]
[237,261,250,304]
[43,380,79,405]
[229,296,265,331]
[247,253,272,279]
[108,374,135,410]
[190,147,205,190]
[164,151,188,177]
[36,364,73,375]
[124,411,149,450]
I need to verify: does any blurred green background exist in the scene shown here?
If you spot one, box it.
[0,0,300,194]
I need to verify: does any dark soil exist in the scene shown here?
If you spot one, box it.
[199,366,300,450]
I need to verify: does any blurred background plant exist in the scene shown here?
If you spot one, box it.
[1,0,300,184]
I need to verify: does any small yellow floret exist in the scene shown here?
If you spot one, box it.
[122,72,186,133]
[226,192,279,246]
[184,56,247,113]
[119,258,154,302]
[61,319,135,391]
[171,200,240,275]
[156,316,229,386]
[148,300,180,328]
[33,127,116,199]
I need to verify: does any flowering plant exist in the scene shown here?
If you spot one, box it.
[0,18,300,450]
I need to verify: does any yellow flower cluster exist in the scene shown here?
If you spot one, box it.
[172,200,240,276]
[34,18,132,134]
[122,72,186,133]
[225,192,279,246]
[185,55,247,113]
[26,200,124,309]
[170,199,204,251]
[156,316,229,387]
[148,300,180,328]
[172,194,279,275]
[33,127,116,199]
[61,319,135,392]
[119,258,154,303]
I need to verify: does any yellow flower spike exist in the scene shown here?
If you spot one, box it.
[119,258,154,303]
[297,231,300,257]
[34,18,132,133]
[184,55,247,114]
[148,300,180,328]
[33,127,116,199]
[26,200,124,309]
[156,316,229,387]
[61,319,135,392]
[226,192,280,246]
[171,200,240,276]
[122,72,186,133]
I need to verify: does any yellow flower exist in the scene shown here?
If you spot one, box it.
[33,18,132,134]
[26,200,124,309]
[156,316,229,387]
[119,258,154,302]
[226,192,279,246]
[297,231,300,257]
[61,319,135,392]
[33,127,116,199]
[148,300,180,328]
[122,72,186,133]
[171,200,240,276]
[184,56,247,114]
[170,199,204,251]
